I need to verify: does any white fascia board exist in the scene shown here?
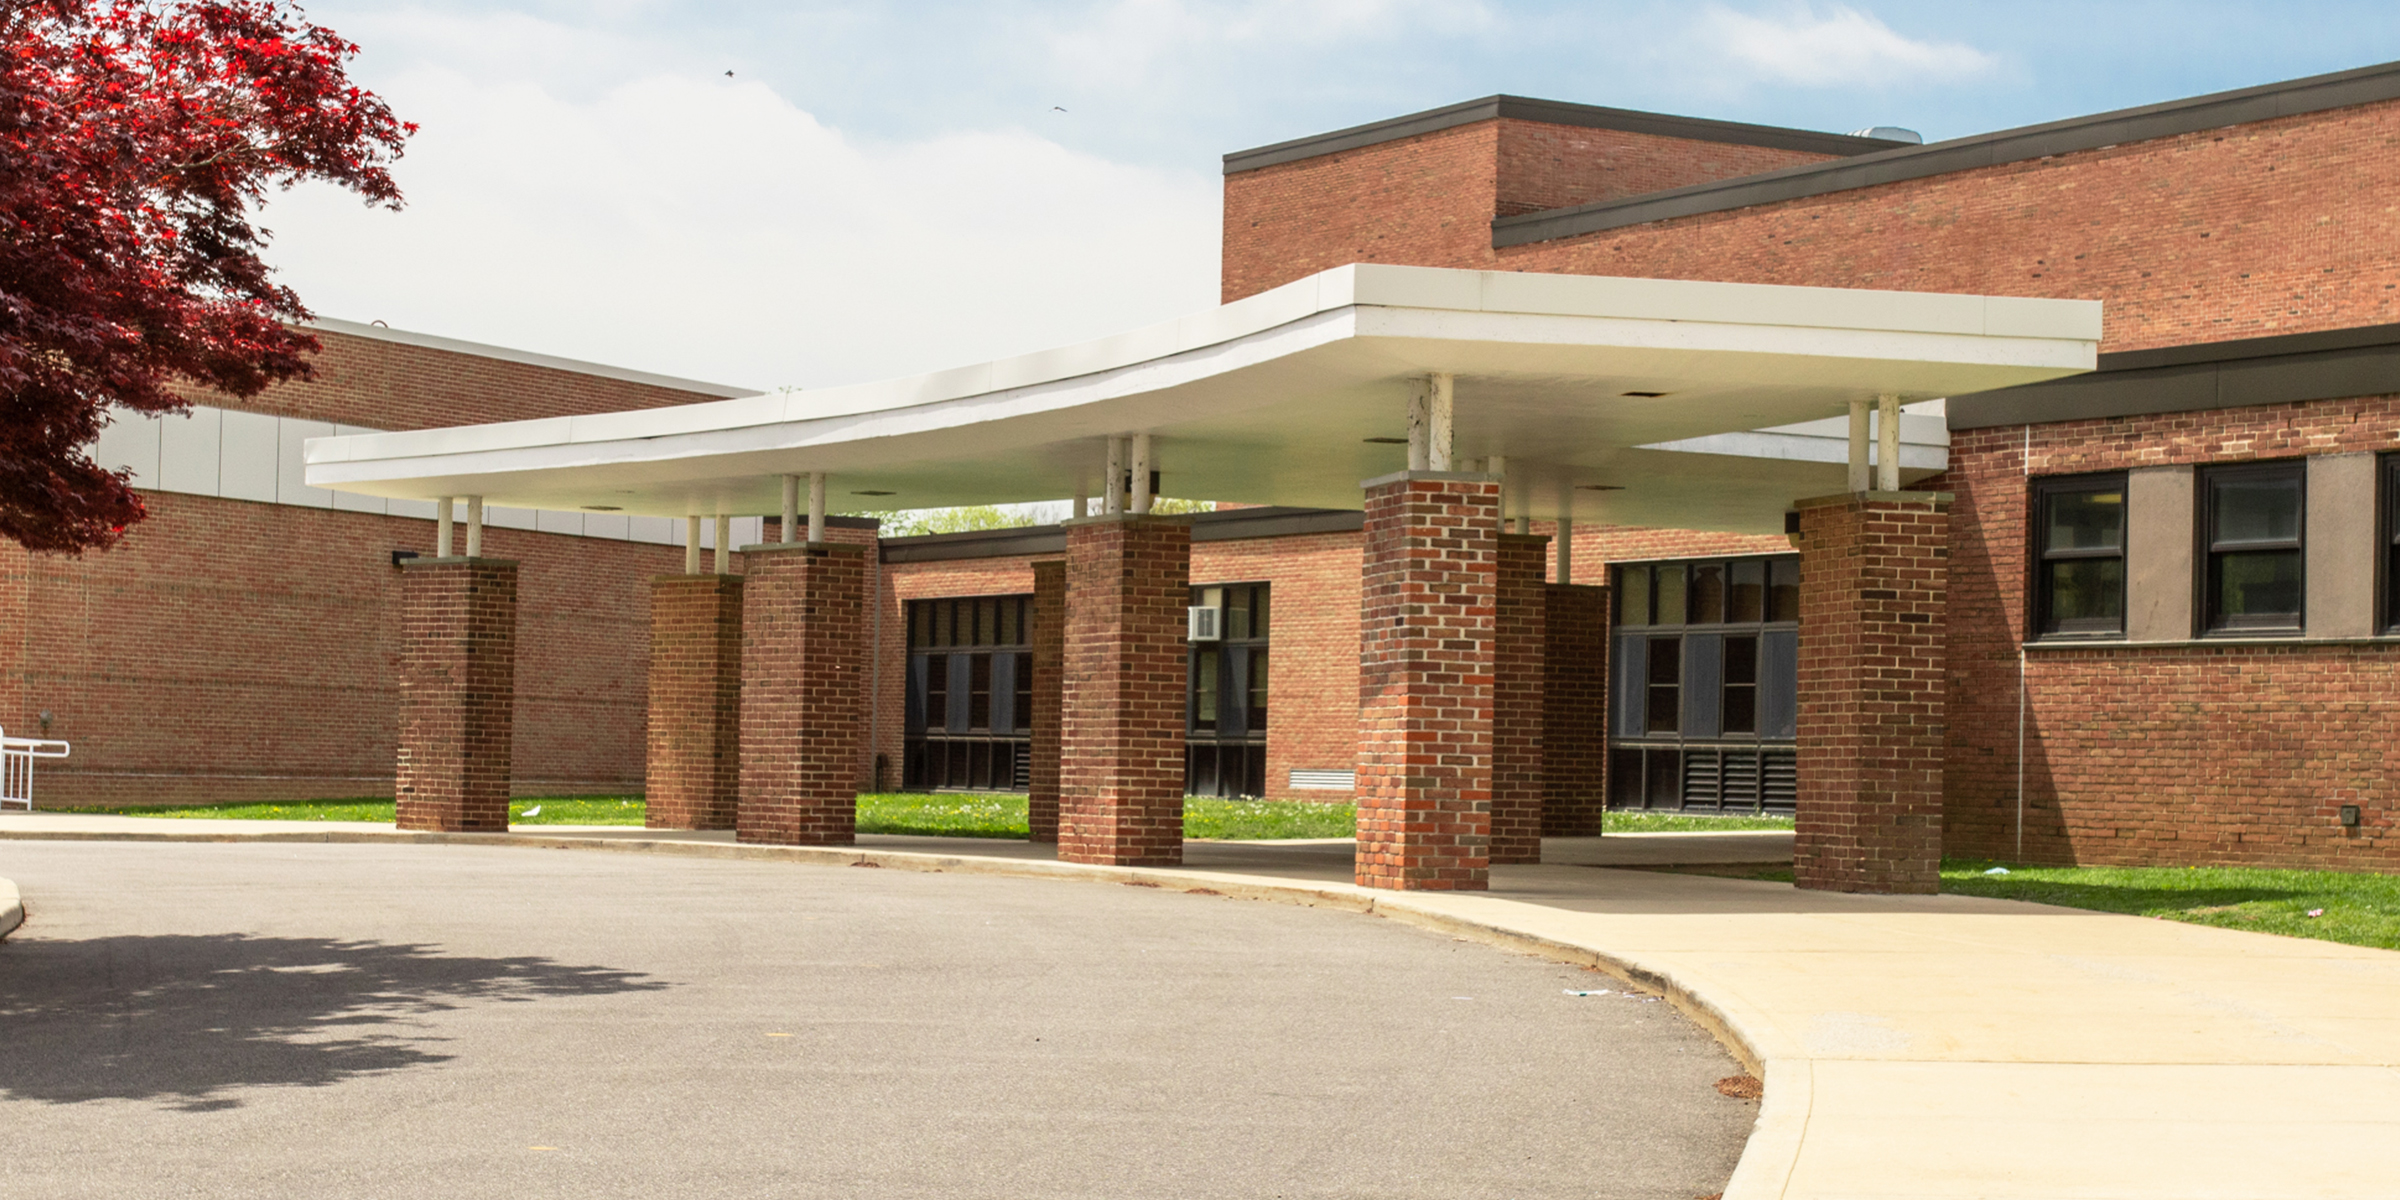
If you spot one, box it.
[1640,430,1948,470]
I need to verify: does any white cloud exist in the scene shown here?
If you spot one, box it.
[1700,3,1997,87]
[1046,0,1493,90]
[259,9,1220,391]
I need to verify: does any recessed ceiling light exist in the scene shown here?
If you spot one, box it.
[1576,484,1626,492]
[1620,391,1669,398]
[581,504,622,511]
[1362,437,1410,445]
[850,489,897,497]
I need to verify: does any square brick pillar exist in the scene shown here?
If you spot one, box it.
[736,542,867,845]
[1794,492,1950,894]
[1027,560,1066,844]
[645,575,743,830]
[1060,515,1189,866]
[1355,472,1498,891]
[1491,532,1548,864]
[396,558,517,833]
[1542,582,1610,837]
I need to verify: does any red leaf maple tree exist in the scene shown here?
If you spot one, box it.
[0,0,412,553]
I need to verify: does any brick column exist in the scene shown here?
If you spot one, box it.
[1491,532,1548,864]
[1060,515,1188,866]
[1355,472,1498,891]
[1794,492,1950,894]
[1542,582,1610,837]
[736,542,866,845]
[396,558,517,832]
[1028,560,1066,844]
[645,575,743,830]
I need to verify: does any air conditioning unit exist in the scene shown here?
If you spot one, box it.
[1187,605,1221,642]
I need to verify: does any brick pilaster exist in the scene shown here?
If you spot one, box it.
[1355,472,1498,891]
[736,542,866,845]
[1795,492,1950,894]
[644,575,743,830]
[1491,532,1548,864]
[1028,559,1066,844]
[1541,583,1611,836]
[396,558,518,832]
[1060,515,1188,866]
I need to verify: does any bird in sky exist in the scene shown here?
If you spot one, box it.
[725,70,735,77]
[1051,105,1067,112]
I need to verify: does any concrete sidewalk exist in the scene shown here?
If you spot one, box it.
[5,811,2393,1199]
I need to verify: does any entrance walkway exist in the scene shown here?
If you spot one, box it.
[5,812,2395,1199]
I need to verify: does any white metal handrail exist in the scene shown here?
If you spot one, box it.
[0,727,71,811]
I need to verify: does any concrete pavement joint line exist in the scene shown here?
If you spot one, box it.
[0,826,1795,1196]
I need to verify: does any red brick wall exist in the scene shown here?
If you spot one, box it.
[1059,516,1189,866]
[1543,583,1610,836]
[1491,533,1547,863]
[736,543,867,845]
[1794,495,1950,894]
[182,327,738,430]
[1558,522,1792,580]
[1223,118,1843,303]
[1356,474,1499,890]
[1028,560,1065,841]
[1499,99,2400,354]
[394,559,516,832]
[644,575,744,830]
[0,491,674,806]
[1944,394,2400,869]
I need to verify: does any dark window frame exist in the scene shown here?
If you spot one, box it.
[2198,459,2307,635]
[2028,472,2129,641]
[2384,453,2400,634]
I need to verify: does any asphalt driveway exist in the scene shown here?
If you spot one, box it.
[0,841,1748,1199]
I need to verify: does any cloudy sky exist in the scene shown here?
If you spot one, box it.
[265,1,2400,392]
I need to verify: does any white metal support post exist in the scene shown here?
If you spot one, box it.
[464,496,484,558]
[436,497,454,558]
[1848,399,1873,493]
[781,475,799,543]
[714,514,731,575]
[1556,515,1574,585]
[685,516,702,575]
[1104,437,1126,515]
[808,472,826,543]
[1877,393,1902,492]
[1427,372,1454,472]
[1130,434,1153,515]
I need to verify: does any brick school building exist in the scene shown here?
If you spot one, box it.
[18,59,2400,878]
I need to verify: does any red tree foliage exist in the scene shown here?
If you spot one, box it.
[0,0,412,553]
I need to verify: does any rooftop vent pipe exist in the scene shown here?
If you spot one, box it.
[1849,126,1924,144]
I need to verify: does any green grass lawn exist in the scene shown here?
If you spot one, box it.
[1603,811,1794,833]
[1942,859,2400,952]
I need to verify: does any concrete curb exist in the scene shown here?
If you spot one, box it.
[0,876,21,940]
[0,825,1791,1195]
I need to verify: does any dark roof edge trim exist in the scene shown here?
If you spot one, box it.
[1951,323,2400,431]
[878,507,1365,564]
[1222,95,1904,176]
[1493,58,2400,248]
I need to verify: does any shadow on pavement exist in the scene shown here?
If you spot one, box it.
[0,933,668,1110]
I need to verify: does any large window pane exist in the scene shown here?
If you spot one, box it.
[1192,652,1219,729]
[968,654,993,729]
[1619,566,1651,626]
[1248,648,1269,732]
[2035,475,2127,638]
[2213,476,2301,544]
[2214,549,2302,623]
[1644,636,1680,733]
[1721,635,1758,735]
[2047,558,2126,629]
[2046,489,2125,551]
[1688,564,1724,624]
[1655,567,1686,627]
[1768,559,1799,623]
[1728,560,1765,623]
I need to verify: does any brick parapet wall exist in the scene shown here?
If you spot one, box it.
[395,558,517,832]
[1223,118,1842,302]
[1944,393,2400,869]
[736,543,867,845]
[0,491,671,807]
[644,575,744,830]
[178,327,736,429]
[1060,516,1190,866]
[1491,533,1547,863]
[1543,583,1611,836]
[1794,495,1949,894]
[1028,560,1065,842]
[1356,474,1499,891]
[1499,98,2400,354]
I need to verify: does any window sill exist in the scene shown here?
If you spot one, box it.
[2023,633,2400,650]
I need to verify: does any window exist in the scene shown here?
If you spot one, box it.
[2202,462,2304,633]
[1721,635,1758,734]
[2385,454,2400,632]
[1644,636,1681,733]
[1188,583,1270,798]
[2032,474,2127,637]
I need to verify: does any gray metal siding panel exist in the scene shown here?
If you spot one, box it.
[1612,635,1646,738]
[1682,634,1722,740]
[1762,631,1798,740]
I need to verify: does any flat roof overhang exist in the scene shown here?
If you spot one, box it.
[305,265,2100,534]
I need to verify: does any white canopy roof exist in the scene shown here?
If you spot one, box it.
[306,264,2100,533]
